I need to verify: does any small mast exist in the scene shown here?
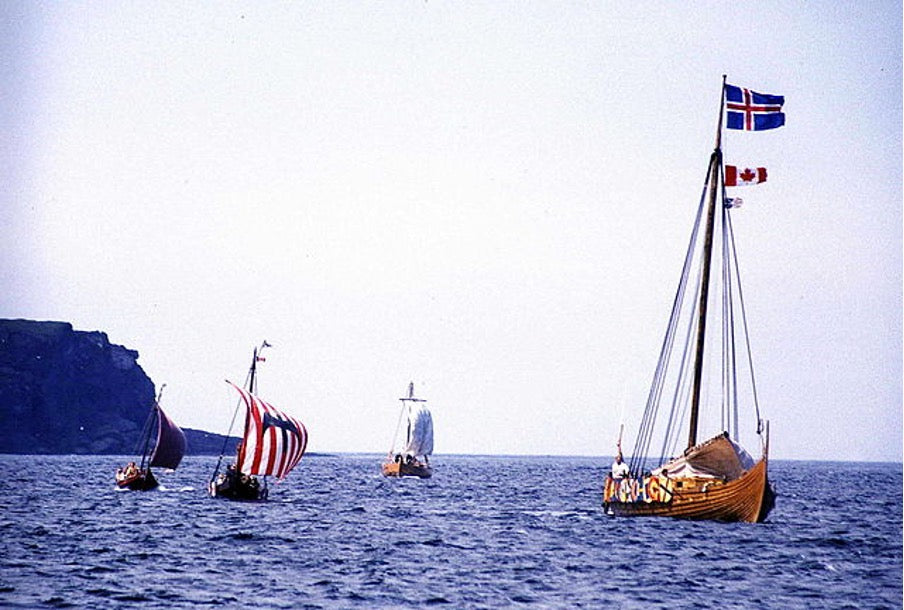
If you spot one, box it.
[399,381,427,403]
[240,340,270,469]
[250,348,258,394]
[687,75,728,450]
[210,341,271,484]
[247,340,271,395]
[400,382,426,445]
[138,384,166,470]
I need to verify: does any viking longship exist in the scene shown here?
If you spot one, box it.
[382,382,434,478]
[116,384,186,491]
[603,77,782,523]
[208,342,308,501]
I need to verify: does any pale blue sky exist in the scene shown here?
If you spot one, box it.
[2,2,901,461]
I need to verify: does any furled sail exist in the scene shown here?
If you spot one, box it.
[229,382,308,480]
[651,433,755,481]
[405,405,434,457]
[149,406,186,470]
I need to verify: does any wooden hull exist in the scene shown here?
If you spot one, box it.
[605,457,773,523]
[209,472,268,501]
[381,460,432,479]
[116,469,159,491]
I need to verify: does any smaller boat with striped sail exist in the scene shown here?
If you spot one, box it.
[208,342,308,501]
[382,382,434,478]
[116,384,186,491]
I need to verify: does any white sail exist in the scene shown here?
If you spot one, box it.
[404,405,433,457]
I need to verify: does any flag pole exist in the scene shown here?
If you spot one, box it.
[714,74,727,152]
[687,75,728,450]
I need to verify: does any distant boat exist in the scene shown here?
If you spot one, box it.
[382,382,434,478]
[603,77,777,523]
[208,342,308,501]
[116,384,186,491]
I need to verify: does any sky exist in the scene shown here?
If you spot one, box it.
[2,2,901,462]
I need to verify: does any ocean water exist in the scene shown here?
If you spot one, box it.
[0,455,900,609]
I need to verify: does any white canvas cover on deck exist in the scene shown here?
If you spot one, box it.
[651,433,755,481]
[404,405,434,457]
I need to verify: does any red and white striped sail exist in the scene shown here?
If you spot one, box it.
[228,381,308,480]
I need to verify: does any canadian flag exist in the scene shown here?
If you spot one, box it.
[725,165,767,186]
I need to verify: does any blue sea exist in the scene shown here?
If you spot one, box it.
[0,455,900,608]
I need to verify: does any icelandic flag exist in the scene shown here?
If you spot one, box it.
[725,165,767,186]
[725,84,785,131]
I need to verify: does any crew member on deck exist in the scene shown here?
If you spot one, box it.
[611,453,630,479]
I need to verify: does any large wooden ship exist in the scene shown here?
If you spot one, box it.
[603,77,783,523]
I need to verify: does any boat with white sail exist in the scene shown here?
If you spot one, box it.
[382,382,434,478]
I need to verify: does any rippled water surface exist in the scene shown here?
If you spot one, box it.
[0,455,900,608]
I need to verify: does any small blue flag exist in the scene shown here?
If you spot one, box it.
[725,84,785,131]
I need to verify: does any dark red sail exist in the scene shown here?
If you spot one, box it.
[149,406,186,470]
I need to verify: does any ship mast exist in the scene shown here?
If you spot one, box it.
[249,347,259,395]
[240,341,270,468]
[687,75,727,450]
[210,341,270,482]
[400,382,426,445]
[138,385,166,470]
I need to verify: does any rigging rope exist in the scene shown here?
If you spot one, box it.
[135,403,157,470]
[627,153,765,474]
[725,208,764,435]
[387,402,406,456]
[659,266,702,466]
[721,203,736,438]
[628,163,712,476]
[211,343,267,483]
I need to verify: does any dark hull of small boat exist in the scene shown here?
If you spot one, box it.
[208,477,268,501]
[604,457,772,523]
[381,461,432,479]
[116,470,159,491]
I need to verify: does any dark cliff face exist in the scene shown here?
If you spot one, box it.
[0,319,156,454]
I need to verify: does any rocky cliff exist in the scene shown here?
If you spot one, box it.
[0,319,234,455]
